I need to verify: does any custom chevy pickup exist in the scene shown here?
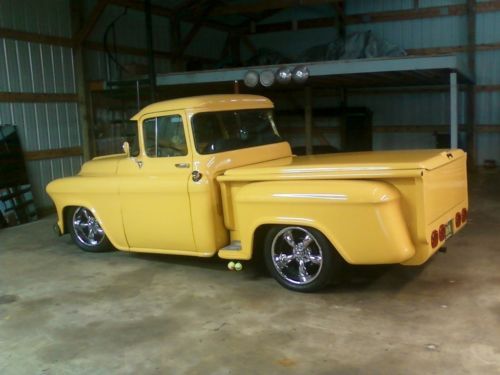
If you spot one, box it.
[47,94,468,292]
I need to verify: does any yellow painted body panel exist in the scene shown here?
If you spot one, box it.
[222,180,415,264]
[46,94,468,267]
[46,175,128,250]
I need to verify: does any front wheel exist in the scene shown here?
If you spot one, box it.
[68,207,113,252]
[264,226,340,292]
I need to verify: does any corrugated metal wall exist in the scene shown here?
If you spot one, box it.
[0,0,82,210]
[345,10,468,151]
[246,1,500,163]
[84,3,226,81]
[83,1,499,165]
[85,4,172,81]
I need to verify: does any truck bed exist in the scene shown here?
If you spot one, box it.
[218,149,468,265]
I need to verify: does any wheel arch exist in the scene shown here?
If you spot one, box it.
[251,220,350,263]
[56,202,128,250]
[234,180,414,265]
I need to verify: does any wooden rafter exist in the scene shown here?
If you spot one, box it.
[0,27,73,47]
[24,147,83,161]
[176,1,218,58]
[212,0,342,16]
[107,0,230,31]
[241,35,257,55]
[249,1,500,33]
[74,0,110,45]
[0,92,78,103]
[108,0,173,17]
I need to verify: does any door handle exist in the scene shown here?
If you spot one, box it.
[175,163,190,168]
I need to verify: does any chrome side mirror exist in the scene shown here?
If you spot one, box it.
[122,141,130,157]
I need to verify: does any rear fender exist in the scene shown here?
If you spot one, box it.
[233,180,415,264]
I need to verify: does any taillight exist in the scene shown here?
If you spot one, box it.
[439,224,446,241]
[461,208,467,223]
[455,212,461,228]
[431,230,439,248]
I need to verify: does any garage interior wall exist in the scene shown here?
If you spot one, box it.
[246,1,499,160]
[1,0,499,212]
[85,0,499,164]
[0,0,83,211]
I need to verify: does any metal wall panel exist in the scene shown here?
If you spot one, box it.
[342,10,497,163]
[419,0,465,7]
[259,5,335,24]
[182,24,227,61]
[477,133,500,165]
[0,39,76,93]
[0,1,83,209]
[25,155,83,209]
[88,6,171,52]
[347,16,466,49]
[84,49,172,81]
[80,1,500,165]
[247,27,339,61]
[345,0,413,15]
[476,50,500,85]
[477,11,500,44]
[348,92,467,126]
[0,0,71,37]
[474,10,500,163]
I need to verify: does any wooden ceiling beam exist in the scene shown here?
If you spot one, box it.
[74,0,110,45]
[108,0,173,17]
[176,1,218,58]
[212,0,342,16]
[248,1,500,34]
[108,0,231,32]
[0,27,74,47]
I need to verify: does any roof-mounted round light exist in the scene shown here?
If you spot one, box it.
[292,65,309,84]
[276,66,292,84]
[259,70,275,87]
[243,70,259,88]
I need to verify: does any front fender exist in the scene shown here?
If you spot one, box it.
[232,180,415,264]
[46,177,128,250]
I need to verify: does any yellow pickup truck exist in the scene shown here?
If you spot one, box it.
[47,94,468,292]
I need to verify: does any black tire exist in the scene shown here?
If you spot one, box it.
[67,206,113,253]
[264,225,341,292]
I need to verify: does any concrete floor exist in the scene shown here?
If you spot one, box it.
[1,171,499,375]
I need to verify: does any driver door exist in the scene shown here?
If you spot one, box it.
[118,111,195,252]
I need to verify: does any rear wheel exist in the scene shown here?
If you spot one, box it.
[68,207,112,252]
[264,226,339,292]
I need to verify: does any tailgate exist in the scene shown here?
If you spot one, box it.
[423,151,468,225]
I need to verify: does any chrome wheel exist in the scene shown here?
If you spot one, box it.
[270,226,323,285]
[72,207,105,247]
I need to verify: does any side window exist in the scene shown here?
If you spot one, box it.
[143,115,187,157]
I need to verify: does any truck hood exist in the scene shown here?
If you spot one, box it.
[221,149,466,180]
[79,153,126,176]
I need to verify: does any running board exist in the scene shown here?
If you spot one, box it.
[218,241,246,260]
[220,241,241,251]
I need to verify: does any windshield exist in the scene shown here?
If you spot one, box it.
[191,109,282,155]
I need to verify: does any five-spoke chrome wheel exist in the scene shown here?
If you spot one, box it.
[264,226,339,292]
[271,227,323,285]
[68,207,112,252]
